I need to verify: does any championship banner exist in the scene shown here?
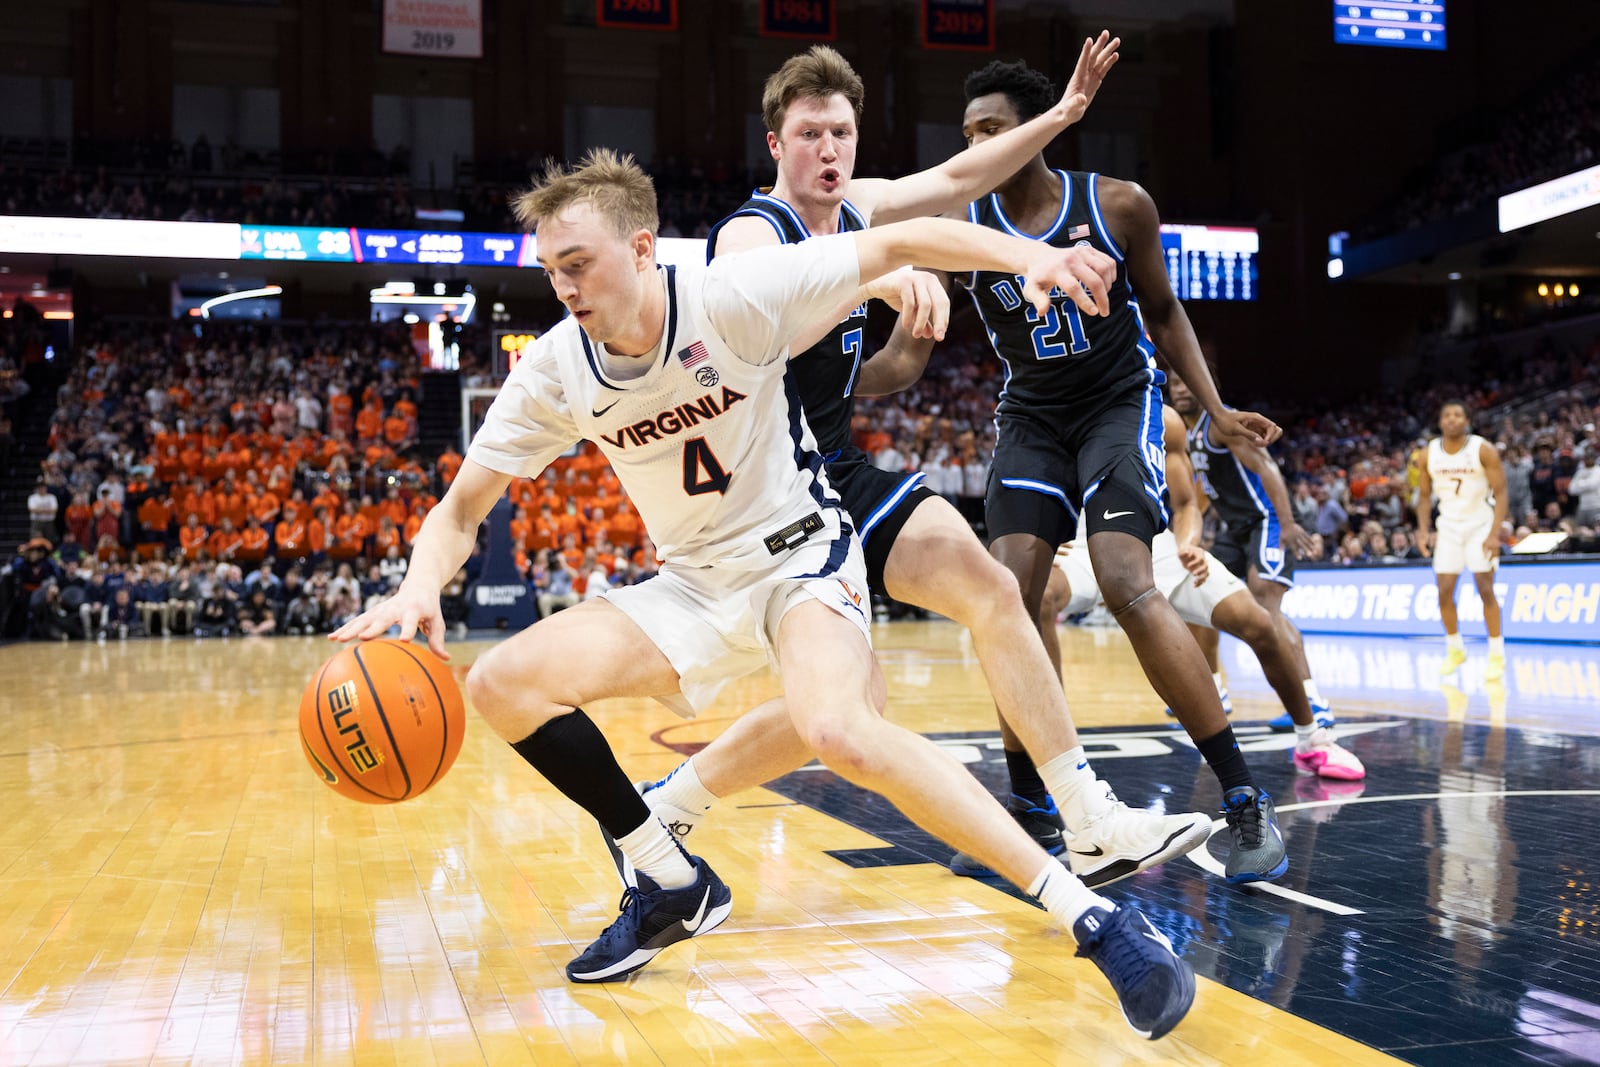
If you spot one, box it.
[596,0,679,31]
[761,0,835,40]
[922,0,994,51]
[382,0,483,59]
[1282,561,1600,643]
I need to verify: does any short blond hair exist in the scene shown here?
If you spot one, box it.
[762,46,864,135]
[510,148,659,237]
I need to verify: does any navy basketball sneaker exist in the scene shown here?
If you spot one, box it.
[566,856,732,983]
[1073,904,1195,1039]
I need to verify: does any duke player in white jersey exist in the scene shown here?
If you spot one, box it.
[1044,405,1365,780]
[333,150,1195,1039]
[1416,400,1508,681]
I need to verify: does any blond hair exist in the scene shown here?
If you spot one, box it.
[510,148,658,237]
[761,46,864,135]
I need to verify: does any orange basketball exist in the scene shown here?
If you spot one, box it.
[299,639,466,804]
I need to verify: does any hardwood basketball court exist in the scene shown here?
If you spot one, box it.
[5,621,1597,1065]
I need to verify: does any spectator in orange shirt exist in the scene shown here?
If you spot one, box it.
[308,505,332,565]
[363,441,394,469]
[214,473,248,528]
[605,499,642,552]
[436,445,463,486]
[280,488,309,525]
[394,389,418,422]
[328,386,355,438]
[354,399,384,446]
[382,411,416,451]
[510,505,534,551]
[379,486,408,528]
[209,517,244,562]
[558,532,584,575]
[250,486,281,528]
[531,505,558,553]
[403,502,428,546]
[137,494,173,544]
[179,514,211,561]
[373,516,402,558]
[274,511,309,563]
[154,444,182,484]
[311,483,343,515]
[236,516,271,565]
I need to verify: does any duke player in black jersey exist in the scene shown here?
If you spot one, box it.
[610,39,1217,892]
[945,60,1288,882]
[1168,370,1338,735]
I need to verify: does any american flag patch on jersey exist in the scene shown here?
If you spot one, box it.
[1068,223,1092,241]
[679,341,710,368]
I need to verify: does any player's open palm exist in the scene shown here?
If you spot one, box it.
[1022,245,1115,318]
[1058,31,1121,126]
[330,580,451,660]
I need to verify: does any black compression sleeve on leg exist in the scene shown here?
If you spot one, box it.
[509,709,653,839]
[1194,725,1254,794]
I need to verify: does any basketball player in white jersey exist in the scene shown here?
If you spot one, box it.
[1416,399,1508,681]
[1044,405,1365,780]
[333,150,1196,1038]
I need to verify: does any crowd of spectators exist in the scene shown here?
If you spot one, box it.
[6,297,1600,642]
[1356,51,1598,242]
[1,316,655,642]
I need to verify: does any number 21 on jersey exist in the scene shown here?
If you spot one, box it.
[989,276,1091,360]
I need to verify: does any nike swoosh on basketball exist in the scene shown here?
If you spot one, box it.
[1102,510,1134,520]
[680,886,712,933]
[591,400,620,418]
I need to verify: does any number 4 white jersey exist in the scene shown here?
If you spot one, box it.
[1427,434,1493,525]
[468,236,863,571]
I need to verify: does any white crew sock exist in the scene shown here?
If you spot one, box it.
[1039,747,1114,834]
[615,816,697,890]
[1029,861,1113,935]
[1489,636,1505,656]
[649,759,718,833]
[1302,678,1325,704]
[1446,632,1465,652]
[1294,722,1318,749]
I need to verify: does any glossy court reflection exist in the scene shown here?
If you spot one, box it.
[2,625,1598,1065]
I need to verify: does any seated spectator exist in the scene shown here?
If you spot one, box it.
[537,554,578,618]
[236,588,277,636]
[167,564,202,635]
[102,586,145,640]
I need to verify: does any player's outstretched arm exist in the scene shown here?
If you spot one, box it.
[855,325,937,397]
[860,32,1120,226]
[851,216,1115,318]
[1104,178,1278,448]
[330,458,511,658]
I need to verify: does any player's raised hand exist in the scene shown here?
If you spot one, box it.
[1210,408,1281,447]
[1021,244,1115,318]
[330,580,451,660]
[1057,31,1121,126]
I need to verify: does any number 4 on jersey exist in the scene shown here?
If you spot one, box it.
[682,436,732,496]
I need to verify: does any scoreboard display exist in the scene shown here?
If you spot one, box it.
[1159,224,1259,302]
[1334,2,1446,51]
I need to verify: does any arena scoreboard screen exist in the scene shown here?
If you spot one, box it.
[1159,224,1259,302]
[1334,2,1446,51]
